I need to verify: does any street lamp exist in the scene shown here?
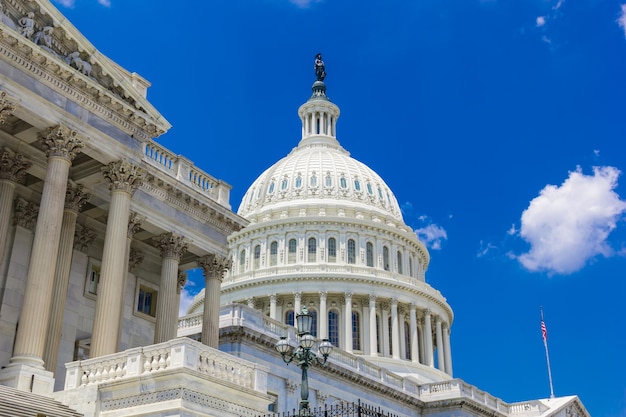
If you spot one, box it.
[275,307,333,415]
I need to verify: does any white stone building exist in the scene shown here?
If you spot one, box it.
[0,1,590,417]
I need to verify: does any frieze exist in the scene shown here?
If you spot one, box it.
[0,13,166,139]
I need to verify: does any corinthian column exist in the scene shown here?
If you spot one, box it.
[43,183,90,373]
[435,316,445,372]
[176,271,187,317]
[11,126,82,370]
[91,160,142,358]
[390,298,400,359]
[443,323,453,376]
[409,303,419,363]
[270,294,278,320]
[344,292,352,353]
[0,148,31,264]
[198,254,230,348]
[369,295,378,356]
[319,291,327,339]
[423,309,434,367]
[153,233,188,343]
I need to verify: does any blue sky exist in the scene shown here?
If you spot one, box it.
[54,1,626,416]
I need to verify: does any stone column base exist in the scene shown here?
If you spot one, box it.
[0,362,55,395]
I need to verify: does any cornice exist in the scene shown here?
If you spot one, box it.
[0,23,166,140]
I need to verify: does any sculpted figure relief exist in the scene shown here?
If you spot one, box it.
[18,12,35,39]
[34,26,53,49]
[314,53,326,81]
[66,51,92,77]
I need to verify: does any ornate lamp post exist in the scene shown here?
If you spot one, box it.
[275,307,333,415]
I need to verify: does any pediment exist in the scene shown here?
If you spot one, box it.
[0,0,171,139]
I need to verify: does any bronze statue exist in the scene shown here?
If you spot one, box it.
[314,53,326,81]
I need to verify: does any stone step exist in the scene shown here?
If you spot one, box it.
[0,384,83,417]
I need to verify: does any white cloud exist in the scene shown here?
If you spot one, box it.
[477,240,497,258]
[289,0,321,7]
[54,0,75,6]
[594,149,600,157]
[507,224,518,236]
[514,166,626,274]
[536,16,546,27]
[178,287,198,317]
[618,4,626,38]
[415,223,448,250]
[98,0,111,6]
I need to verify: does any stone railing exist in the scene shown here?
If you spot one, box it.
[64,337,268,394]
[142,141,231,208]
[419,379,515,414]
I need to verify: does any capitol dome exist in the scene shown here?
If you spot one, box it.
[192,76,453,384]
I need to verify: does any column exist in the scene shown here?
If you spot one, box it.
[153,233,188,343]
[369,295,378,356]
[319,291,327,339]
[344,292,352,353]
[117,212,145,350]
[294,291,302,331]
[443,323,453,376]
[43,183,90,373]
[390,298,400,359]
[176,271,187,318]
[0,148,31,265]
[247,297,255,308]
[269,294,277,320]
[435,316,445,372]
[199,254,231,348]
[381,302,390,357]
[362,301,370,355]
[398,308,406,360]
[11,126,83,369]
[91,160,142,357]
[423,309,434,367]
[409,304,419,363]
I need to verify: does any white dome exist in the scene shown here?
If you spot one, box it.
[238,133,402,222]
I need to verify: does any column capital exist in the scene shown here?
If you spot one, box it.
[0,148,31,183]
[13,197,38,230]
[64,183,91,213]
[128,247,145,273]
[153,232,188,261]
[424,308,432,317]
[73,224,96,252]
[198,253,231,281]
[390,297,398,307]
[0,91,17,124]
[177,271,187,295]
[102,160,143,194]
[319,290,327,300]
[293,291,302,301]
[435,315,443,324]
[409,303,417,312]
[344,291,353,299]
[127,212,145,238]
[269,293,277,303]
[369,294,377,303]
[39,125,83,161]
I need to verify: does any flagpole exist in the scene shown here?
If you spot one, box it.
[540,306,555,398]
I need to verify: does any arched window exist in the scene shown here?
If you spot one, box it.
[285,310,294,326]
[404,321,411,360]
[288,239,297,264]
[397,251,403,274]
[354,179,361,191]
[328,310,339,347]
[383,246,389,271]
[268,181,275,194]
[383,246,390,271]
[339,177,347,189]
[347,239,356,264]
[328,238,337,263]
[352,311,361,351]
[253,245,261,269]
[310,173,317,187]
[310,309,318,337]
[239,249,246,273]
[308,237,316,262]
[281,178,288,190]
[270,241,278,266]
[366,242,374,267]
[295,176,302,188]
[367,183,373,195]
[325,173,332,187]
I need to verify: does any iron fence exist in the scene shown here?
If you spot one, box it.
[260,400,401,417]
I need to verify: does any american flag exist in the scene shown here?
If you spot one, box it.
[541,320,547,342]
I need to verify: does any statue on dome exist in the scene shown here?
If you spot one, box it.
[314,53,326,81]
